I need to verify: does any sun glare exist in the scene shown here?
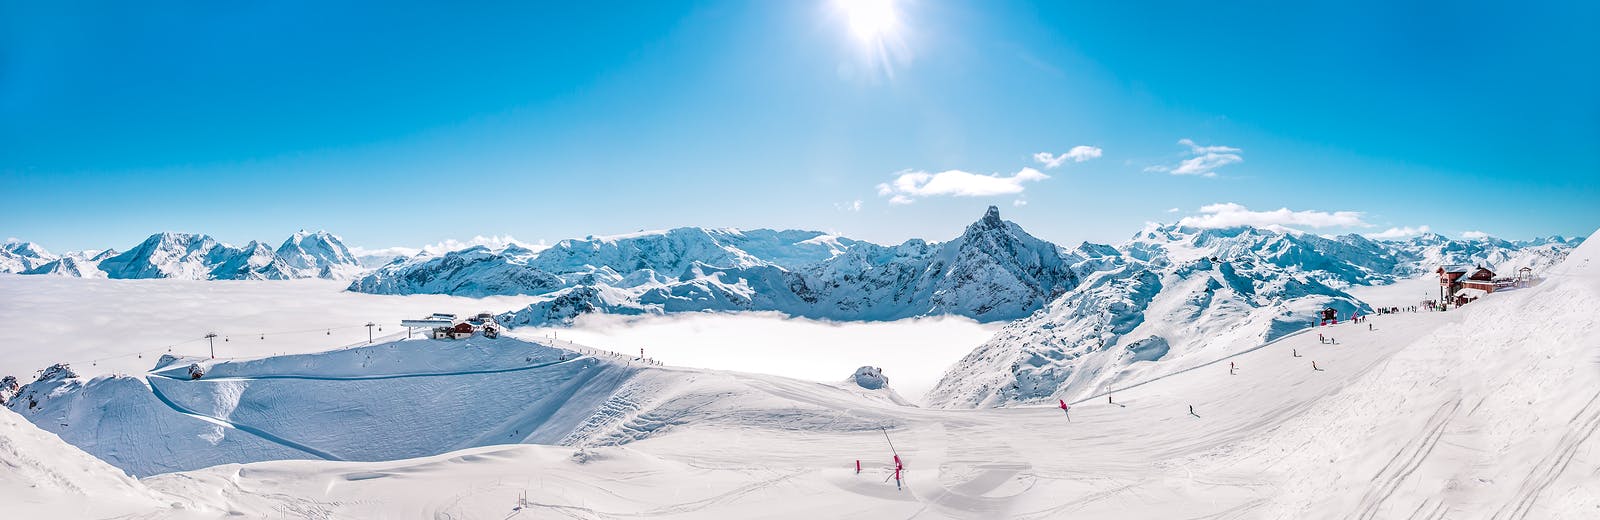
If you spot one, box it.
[833,0,908,79]
[838,0,899,43]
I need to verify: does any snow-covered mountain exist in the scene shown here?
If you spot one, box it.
[923,223,1583,408]
[798,205,1081,321]
[276,229,363,279]
[0,241,57,273]
[17,249,114,278]
[352,228,857,296]
[16,231,365,281]
[376,207,1083,325]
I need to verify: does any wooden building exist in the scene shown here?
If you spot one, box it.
[1438,265,1496,306]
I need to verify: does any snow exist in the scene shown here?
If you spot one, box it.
[0,276,534,381]
[1,222,1594,518]
[923,223,1583,409]
[511,312,1000,401]
[357,207,1088,325]
[1,227,1597,517]
[0,406,170,518]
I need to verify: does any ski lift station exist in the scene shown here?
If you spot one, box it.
[401,312,499,340]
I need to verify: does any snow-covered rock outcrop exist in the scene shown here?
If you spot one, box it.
[834,366,913,406]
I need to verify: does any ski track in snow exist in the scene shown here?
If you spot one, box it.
[146,355,585,382]
[145,376,344,462]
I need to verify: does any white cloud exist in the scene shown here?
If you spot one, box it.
[352,235,543,259]
[1166,207,1180,213]
[347,245,421,258]
[1033,145,1103,168]
[1012,199,1028,207]
[1367,225,1432,240]
[877,167,1050,204]
[834,200,863,212]
[1147,138,1243,177]
[1176,202,1368,230]
[1461,230,1491,240]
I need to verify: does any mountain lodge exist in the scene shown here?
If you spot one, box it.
[1438,265,1502,306]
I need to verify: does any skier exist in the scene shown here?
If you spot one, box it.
[894,455,904,490]
[1312,360,1323,371]
[1318,333,1325,344]
[1293,348,1301,357]
[1189,404,1198,417]
[1368,323,1373,331]
[1229,361,1237,375]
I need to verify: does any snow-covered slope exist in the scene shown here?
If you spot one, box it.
[0,406,170,517]
[1222,226,1600,517]
[923,223,1584,409]
[6,337,642,477]
[927,253,1367,408]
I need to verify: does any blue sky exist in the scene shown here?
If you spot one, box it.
[3,0,1597,252]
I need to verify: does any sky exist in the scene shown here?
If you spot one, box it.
[3,0,1597,253]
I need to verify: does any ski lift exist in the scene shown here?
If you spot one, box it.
[326,329,331,335]
[260,334,265,340]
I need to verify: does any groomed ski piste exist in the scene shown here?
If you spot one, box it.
[4,231,1599,519]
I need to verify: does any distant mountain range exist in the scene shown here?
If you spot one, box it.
[354,206,1083,325]
[1,230,363,280]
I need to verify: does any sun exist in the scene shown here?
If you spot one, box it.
[837,0,900,43]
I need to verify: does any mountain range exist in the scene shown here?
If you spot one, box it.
[0,212,1586,408]
[1,230,363,280]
